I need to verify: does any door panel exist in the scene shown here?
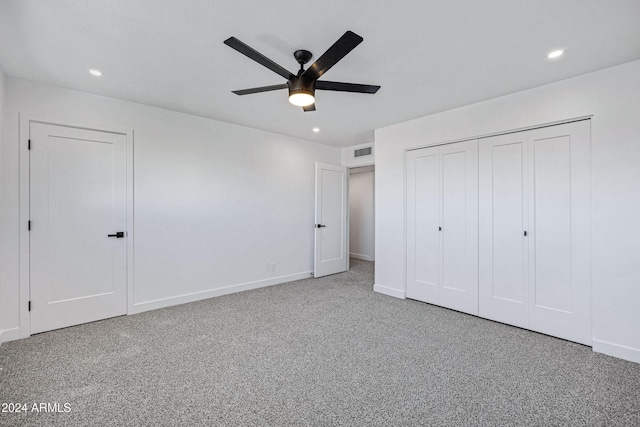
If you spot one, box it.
[438,140,478,315]
[48,137,117,301]
[528,121,591,345]
[30,122,127,334]
[492,143,526,302]
[441,151,467,292]
[320,169,345,261]
[532,136,572,312]
[314,162,348,278]
[406,148,439,303]
[479,132,528,328]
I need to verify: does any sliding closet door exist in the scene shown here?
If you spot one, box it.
[438,140,478,315]
[406,147,439,304]
[479,132,529,328]
[528,121,591,345]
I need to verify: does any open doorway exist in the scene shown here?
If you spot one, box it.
[348,165,375,262]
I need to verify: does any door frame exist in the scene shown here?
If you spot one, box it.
[18,113,134,338]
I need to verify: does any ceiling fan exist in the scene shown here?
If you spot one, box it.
[224,31,380,112]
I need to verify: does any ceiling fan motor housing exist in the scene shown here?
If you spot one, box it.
[288,76,315,99]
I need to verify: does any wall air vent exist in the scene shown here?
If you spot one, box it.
[354,147,372,158]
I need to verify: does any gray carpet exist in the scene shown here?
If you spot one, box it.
[1,259,639,426]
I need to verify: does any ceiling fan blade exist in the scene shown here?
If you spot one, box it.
[315,81,380,94]
[302,31,363,81]
[232,84,288,95]
[303,103,316,112]
[224,37,294,80]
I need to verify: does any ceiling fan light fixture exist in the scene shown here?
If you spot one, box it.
[289,92,315,107]
[288,78,315,107]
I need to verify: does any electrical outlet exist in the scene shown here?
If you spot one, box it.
[265,262,271,272]
[271,263,277,272]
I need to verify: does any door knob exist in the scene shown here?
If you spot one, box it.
[107,232,125,238]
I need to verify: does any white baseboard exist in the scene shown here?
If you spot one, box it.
[350,253,374,262]
[129,271,313,315]
[592,338,640,364]
[373,283,405,299]
[0,327,22,345]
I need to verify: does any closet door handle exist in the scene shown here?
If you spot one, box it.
[108,232,125,238]
[438,226,442,231]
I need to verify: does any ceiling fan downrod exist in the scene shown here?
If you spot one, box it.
[294,49,313,76]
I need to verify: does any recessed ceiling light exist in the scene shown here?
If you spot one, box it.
[547,50,564,59]
[89,69,103,76]
[313,127,320,133]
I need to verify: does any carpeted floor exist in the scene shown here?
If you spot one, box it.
[1,259,639,426]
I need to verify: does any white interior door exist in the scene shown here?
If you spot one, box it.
[528,120,591,345]
[30,122,127,334]
[479,131,529,328]
[314,162,348,278]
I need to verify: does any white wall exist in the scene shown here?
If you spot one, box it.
[342,142,374,167]
[0,64,5,345]
[0,78,340,342]
[374,60,640,363]
[349,167,374,261]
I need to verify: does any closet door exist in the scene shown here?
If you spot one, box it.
[438,140,478,315]
[479,131,529,328]
[406,146,439,304]
[528,121,591,345]
[406,140,478,315]
[479,120,591,345]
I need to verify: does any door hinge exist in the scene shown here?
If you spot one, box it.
[28,139,31,150]
[28,301,31,312]
[28,220,31,231]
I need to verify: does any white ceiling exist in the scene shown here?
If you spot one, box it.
[1,1,639,147]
